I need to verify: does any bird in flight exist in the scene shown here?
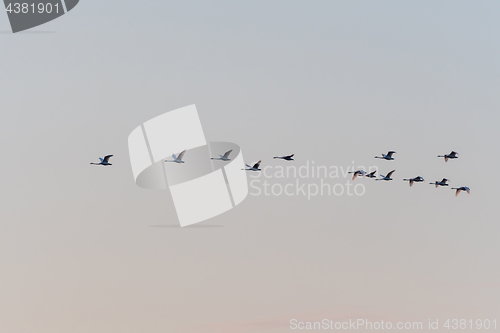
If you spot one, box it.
[437,151,459,162]
[273,154,294,161]
[348,170,366,180]
[243,160,262,171]
[365,171,377,178]
[376,170,395,181]
[430,178,449,187]
[90,155,113,166]
[403,176,425,187]
[165,150,186,163]
[211,149,233,161]
[451,186,470,197]
[375,151,396,160]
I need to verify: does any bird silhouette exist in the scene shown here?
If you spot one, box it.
[403,176,425,187]
[273,154,294,161]
[437,151,459,162]
[90,155,113,166]
[376,170,395,181]
[165,150,186,163]
[429,178,449,187]
[451,186,470,196]
[375,151,396,160]
[348,170,366,180]
[243,160,262,171]
[211,149,233,161]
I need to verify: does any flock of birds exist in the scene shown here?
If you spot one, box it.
[348,150,470,197]
[90,150,469,197]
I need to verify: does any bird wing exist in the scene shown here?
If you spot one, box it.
[253,160,261,169]
[103,155,113,162]
[177,150,186,160]
[222,150,233,158]
[387,170,395,178]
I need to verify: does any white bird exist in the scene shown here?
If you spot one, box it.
[211,149,232,161]
[365,171,377,178]
[243,160,262,171]
[90,155,113,166]
[376,170,395,181]
[375,151,396,160]
[274,154,294,161]
[452,186,470,197]
[403,176,425,187]
[348,170,366,180]
[165,150,186,163]
[430,178,449,187]
[437,151,459,162]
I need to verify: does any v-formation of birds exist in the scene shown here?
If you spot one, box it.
[90,150,469,197]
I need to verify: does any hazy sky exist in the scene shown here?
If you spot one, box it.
[1,1,499,332]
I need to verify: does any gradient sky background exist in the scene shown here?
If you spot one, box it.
[1,1,499,332]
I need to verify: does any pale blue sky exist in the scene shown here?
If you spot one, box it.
[1,1,499,332]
